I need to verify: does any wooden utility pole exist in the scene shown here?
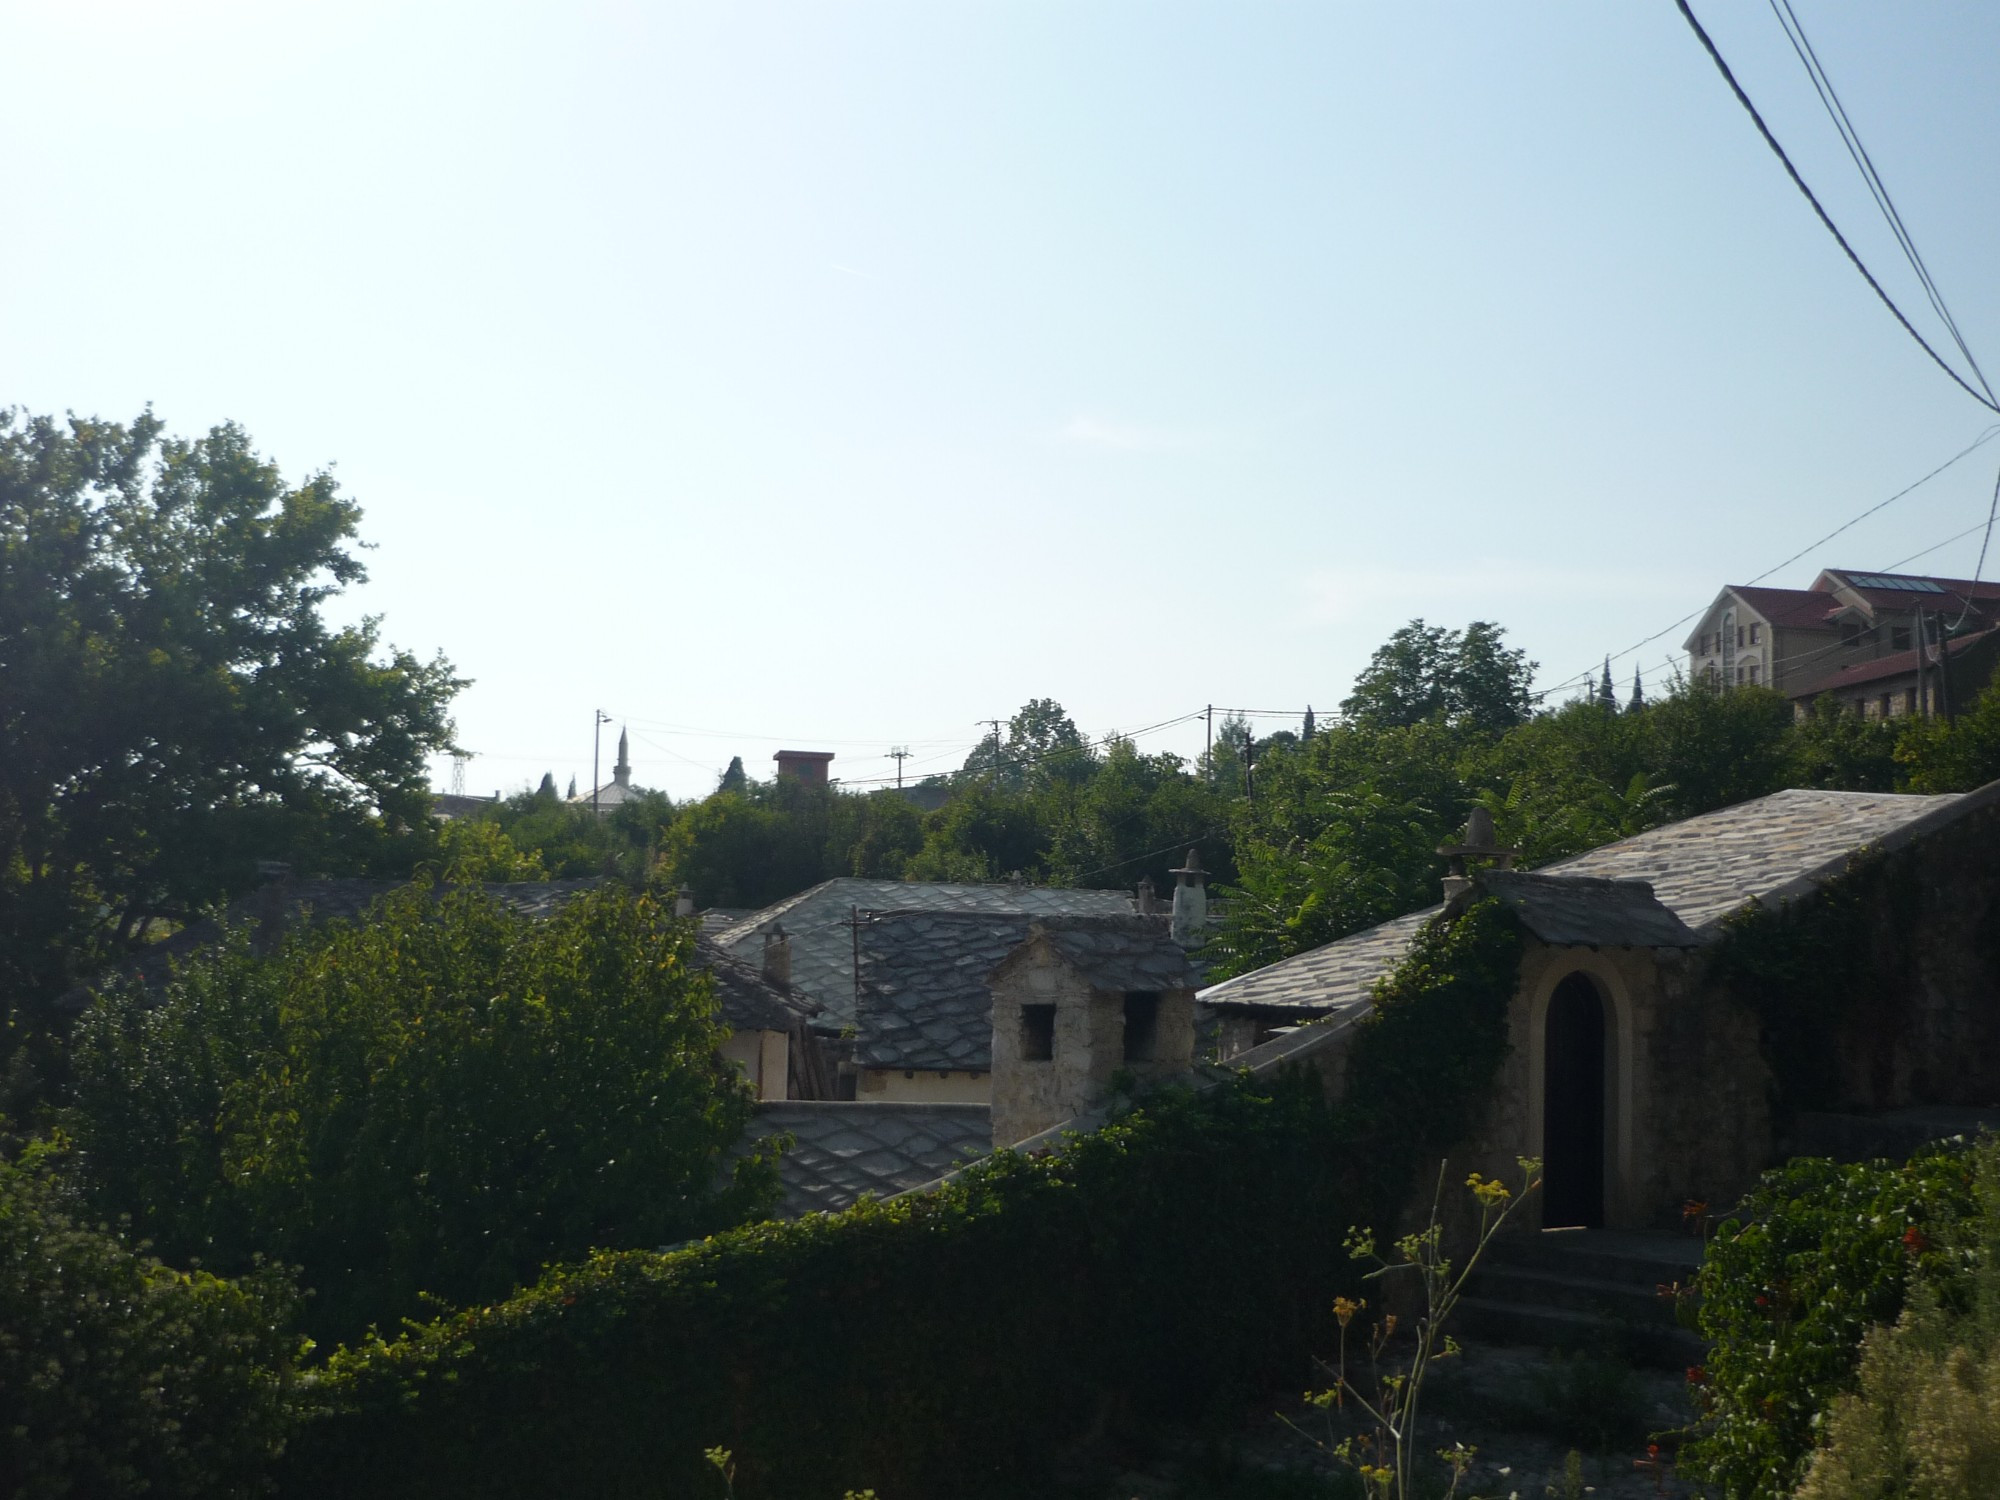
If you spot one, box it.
[889,746,911,788]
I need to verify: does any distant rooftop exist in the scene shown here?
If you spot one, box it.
[716,878,1136,1029]
[855,911,1032,1072]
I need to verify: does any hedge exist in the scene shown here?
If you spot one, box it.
[278,900,1525,1500]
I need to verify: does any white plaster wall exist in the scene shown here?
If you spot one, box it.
[857,1069,991,1103]
[719,1028,792,1102]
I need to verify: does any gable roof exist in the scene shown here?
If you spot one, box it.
[854,911,1031,1071]
[735,1102,992,1217]
[1478,871,1699,949]
[715,878,1136,1028]
[1788,624,2000,699]
[996,913,1204,993]
[1199,786,1976,1016]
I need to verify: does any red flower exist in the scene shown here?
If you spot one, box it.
[1686,1365,1707,1386]
[1903,1226,1930,1255]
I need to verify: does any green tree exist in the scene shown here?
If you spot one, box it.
[1646,676,1795,817]
[65,882,776,1344]
[1341,619,1535,734]
[1896,670,2000,793]
[1789,696,1902,792]
[0,410,460,1062]
[0,1137,301,1500]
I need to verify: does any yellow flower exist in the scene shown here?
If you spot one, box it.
[1333,1295,1365,1327]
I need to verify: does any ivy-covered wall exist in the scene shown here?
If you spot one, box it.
[1707,793,2000,1130]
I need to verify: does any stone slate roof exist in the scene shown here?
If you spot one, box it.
[854,911,1030,1071]
[1478,872,1699,950]
[1025,914,1204,992]
[1200,787,1968,1017]
[696,938,821,1032]
[715,878,1136,1029]
[738,1102,991,1218]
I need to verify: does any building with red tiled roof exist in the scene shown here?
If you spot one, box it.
[1684,569,2000,719]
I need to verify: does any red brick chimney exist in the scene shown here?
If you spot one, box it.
[772,750,835,788]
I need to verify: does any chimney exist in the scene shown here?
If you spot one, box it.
[674,885,696,919]
[762,924,792,986]
[772,750,835,788]
[1136,876,1158,915]
[1436,807,1519,912]
[1169,848,1208,946]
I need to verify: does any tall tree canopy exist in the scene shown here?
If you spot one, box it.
[1340,619,1536,733]
[0,410,461,1041]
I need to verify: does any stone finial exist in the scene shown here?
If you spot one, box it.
[762,924,792,986]
[1136,876,1159,915]
[673,885,696,918]
[1437,808,1520,908]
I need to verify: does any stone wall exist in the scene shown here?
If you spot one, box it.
[988,936,1195,1148]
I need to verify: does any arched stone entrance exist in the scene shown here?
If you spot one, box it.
[1542,972,1607,1228]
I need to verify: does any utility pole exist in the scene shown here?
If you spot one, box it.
[1914,605,1931,720]
[591,709,611,816]
[1204,704,1213,785]
[889,746,911,788]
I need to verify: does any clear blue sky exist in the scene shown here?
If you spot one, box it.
[7,2,1999,799]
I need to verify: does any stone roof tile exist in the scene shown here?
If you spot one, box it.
[736,1102,992,1217]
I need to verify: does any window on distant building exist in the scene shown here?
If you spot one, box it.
[1905,688,1918,715]
[1879,693,1892,718]
[1122,992,1160,1062]
[1736,665,1746,684]
[1892,624,1911,651]
[1748,663,1760,685]
[1019,1004,1055,1062]
[1841,622,1861,650]
[1737,625,1746,648]
[1749,623,1762,644]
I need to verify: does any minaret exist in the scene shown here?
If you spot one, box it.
[614,727,631,789]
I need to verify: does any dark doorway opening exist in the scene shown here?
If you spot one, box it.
[1543,973,1607,1228]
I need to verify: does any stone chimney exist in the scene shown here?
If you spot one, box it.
[673,885,696,919]
[1436,807,1520,911]
[1136,876,1158,915]
[762,924,792,986]
[1169,848,1208,946]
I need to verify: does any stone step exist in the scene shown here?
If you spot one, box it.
[1481,1230,1705,1291]
[1453,1296,1708,1370]
[1461,1262,1688,1328]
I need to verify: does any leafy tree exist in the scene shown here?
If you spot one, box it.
[65,882,776,1344]
[1462,698,1666,864]
[1340,619,1535,734]
[432,817,548,881]
[0,410,460,1062]
[0,1137,301,1500]
[535,771,559,801]
[719,756,748,795]
[1789,696,1902,792]
[1646,677,1795,817]
[1896,670,2000,793]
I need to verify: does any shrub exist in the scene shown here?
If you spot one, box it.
[0,1137,301,1500]
[65,881,777,1344]
[1680,1145,1980,1499]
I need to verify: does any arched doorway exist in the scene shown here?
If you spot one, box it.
[1542,972,1607,1228]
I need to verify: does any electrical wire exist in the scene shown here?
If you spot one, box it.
[1674,0,2000,416]
[1767,0,1997,408]
[1529,425,2000,699]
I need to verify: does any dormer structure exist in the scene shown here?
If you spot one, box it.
[987,915,1201,1147]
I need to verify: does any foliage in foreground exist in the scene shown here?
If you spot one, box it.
[1792,1143,2000,1500]
[64,882,777,1345]
[0,1138,301,1500]
[274,902,1524,1500]
[1682,1144,1983,1500]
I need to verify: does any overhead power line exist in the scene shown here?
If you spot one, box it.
[1674,0,2000,416]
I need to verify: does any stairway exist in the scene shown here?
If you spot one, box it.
[1455,1229,1708,1369]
